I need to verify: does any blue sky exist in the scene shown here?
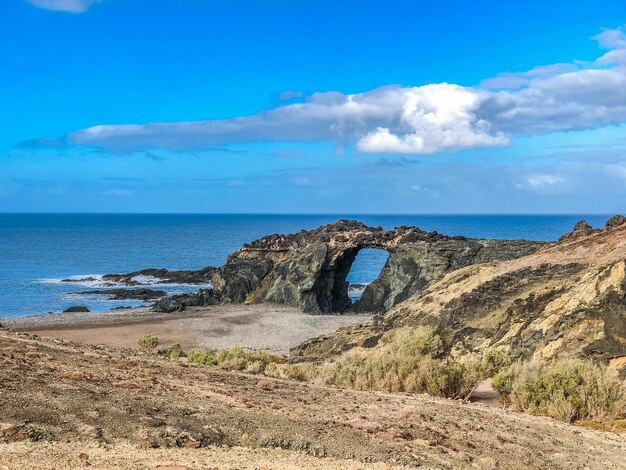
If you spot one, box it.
[2,0,626,213]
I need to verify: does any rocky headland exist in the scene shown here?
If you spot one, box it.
[292,216,626,377]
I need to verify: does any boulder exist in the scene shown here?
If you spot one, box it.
[606,214,626,228]
[63,306,90,313]
[152,289,218,313]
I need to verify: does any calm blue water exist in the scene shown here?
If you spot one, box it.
[0,214,613,318]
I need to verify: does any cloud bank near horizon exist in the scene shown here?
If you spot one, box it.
[54,26,626,154]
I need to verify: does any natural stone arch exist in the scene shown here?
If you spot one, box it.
[211,220,544,314]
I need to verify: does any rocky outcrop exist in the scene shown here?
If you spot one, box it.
[211,220,542,314]
[152,289,218,313]
[63,306,89,313]
[73,288,167,301]
[291,217,626,376]
[102,267,216,286]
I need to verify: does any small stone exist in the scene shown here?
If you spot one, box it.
[183,439,201,448]
[138,439,160,449]
[2,426,17,437]
[347,418,382,433]
[414,437,435,446]
[376,427,408,440]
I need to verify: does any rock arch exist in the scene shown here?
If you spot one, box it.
[211,220,543,314]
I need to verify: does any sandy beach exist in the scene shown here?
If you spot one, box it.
[2,304,372,353]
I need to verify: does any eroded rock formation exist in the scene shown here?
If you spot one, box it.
[211,220,542,314]
[292,217,626,376]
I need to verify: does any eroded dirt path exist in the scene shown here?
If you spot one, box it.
[1,330,625,469]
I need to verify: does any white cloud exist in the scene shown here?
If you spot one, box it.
[410,184,422,192]
[520,174,564,191]
[27,0,101,13]
[57,25,626,155]
[357,84,508,154]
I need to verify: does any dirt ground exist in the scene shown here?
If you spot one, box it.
[1,329,626,469]
[3,304,372,353]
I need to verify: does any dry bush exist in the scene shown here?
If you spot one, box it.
[186,345,284,374]
[137,335,159,353]
[287,327,503,399]
[492,358,626,422]
[159,343,185,359]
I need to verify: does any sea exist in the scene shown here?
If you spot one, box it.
[0,213,614,318]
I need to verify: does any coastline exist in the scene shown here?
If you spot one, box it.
[2,304,372,354]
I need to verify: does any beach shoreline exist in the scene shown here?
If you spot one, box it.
[2,304,372,354]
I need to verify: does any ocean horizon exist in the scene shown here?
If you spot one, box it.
[0,213,615,318]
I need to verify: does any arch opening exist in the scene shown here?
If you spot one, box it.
[346,248,390,304]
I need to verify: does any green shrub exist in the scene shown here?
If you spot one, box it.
[492,358,626,422]
[186,348,217,365]
[481,348,513,376]
[186,345,283,374]
[320,348,486,399]
[160,343,185,360]
[292,327,488,399]
[137,335,159,353]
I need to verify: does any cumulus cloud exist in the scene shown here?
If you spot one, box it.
[27,0,101,13]
[54,26,626,154]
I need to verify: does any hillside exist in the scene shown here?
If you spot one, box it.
[293,217,626,377]
[1,329,626,469]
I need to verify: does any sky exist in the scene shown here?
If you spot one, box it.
[2,0,626,213]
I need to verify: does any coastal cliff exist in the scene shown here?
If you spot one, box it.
[292,216,626,376]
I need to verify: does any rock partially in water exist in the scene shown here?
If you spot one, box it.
[73,288,167,301]
[102,266,216,286]
[61,277,98,283]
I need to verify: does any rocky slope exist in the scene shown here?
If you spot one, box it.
[292,217,626,377]
[1,329,625,469]
[212,220,542,314]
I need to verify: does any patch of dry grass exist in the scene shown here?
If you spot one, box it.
[492,358,626,422]
[186,345,284,374]
[282,327,510,400]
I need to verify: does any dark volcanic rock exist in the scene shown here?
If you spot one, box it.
[102,267,216,286]
[212,220,543,314]
[153,289,218,313]
[73,288,167,301]
[606,214,626,228]
[559,219,598,241]
[63,306,90,313]
[61,277,98,283]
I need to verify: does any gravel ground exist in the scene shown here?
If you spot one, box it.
[2,304,373,353]
[1,330,626,470]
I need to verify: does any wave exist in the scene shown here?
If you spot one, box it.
[37,274,213,290]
